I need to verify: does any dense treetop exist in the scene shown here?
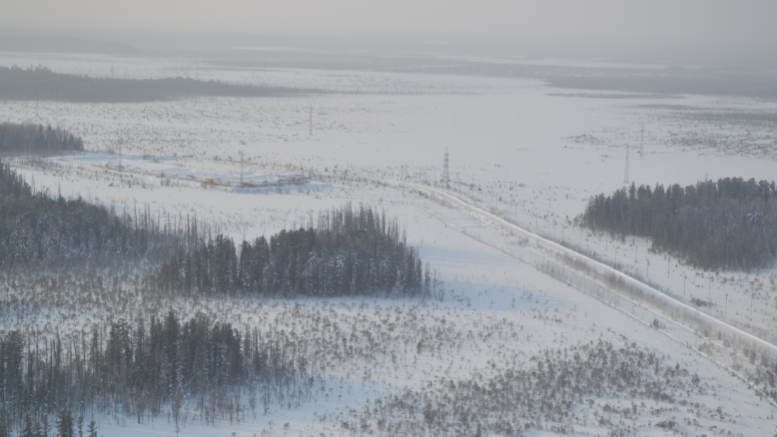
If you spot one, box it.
[154,204,434,299]
[580,177,777,270]
[0,159,183,268]
[0,122,84,153]
[0,310,309,433]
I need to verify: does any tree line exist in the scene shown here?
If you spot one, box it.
[0,408,98,437]
[580,177,777,270]
[0,159,194,269]
[153,204,434,298]
[0,123,83,154]
[0,310,311,435]
[0,65,317,103]
[547,72,777,99]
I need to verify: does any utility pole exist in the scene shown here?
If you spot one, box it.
[751,288,755,315]
[442,147,450,187]
[240,151,244,187]
[725,292,728,316]
[400,165,408,181]
[623,142,629,185]
[309,105,313,136]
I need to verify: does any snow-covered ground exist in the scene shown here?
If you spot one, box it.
[1,50,777,436]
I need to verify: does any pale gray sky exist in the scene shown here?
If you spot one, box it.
[3,0,776,46]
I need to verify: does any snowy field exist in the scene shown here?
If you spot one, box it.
[1,50,777,436]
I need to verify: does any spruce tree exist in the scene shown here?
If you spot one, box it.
[55,410,74,437]
[41,415,50,437]
[86,421,97,437]
[0,411,9,437]
[21,413,35,437]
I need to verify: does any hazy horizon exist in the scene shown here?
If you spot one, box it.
[2,1,777,67]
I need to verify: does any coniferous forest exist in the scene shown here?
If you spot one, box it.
[0,122,84,154]
[0,158,436,435]
[153,205,434,299]
[0,160,184,269]
[580,177,777,270]
[0,310,312,434]
[0,157,432,291]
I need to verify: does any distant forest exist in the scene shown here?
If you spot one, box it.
[0,65,318,103]
[154,205,434,299]
[580,177,777,270]
[0,122,84,153]
[0,159,184,268]
[0,310,311,434]
[547,73,777,100]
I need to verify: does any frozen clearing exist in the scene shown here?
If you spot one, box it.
[1,51,777,436]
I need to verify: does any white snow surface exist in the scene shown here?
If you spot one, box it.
[1,51,777,436]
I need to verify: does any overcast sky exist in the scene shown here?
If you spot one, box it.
[3,1,776,50]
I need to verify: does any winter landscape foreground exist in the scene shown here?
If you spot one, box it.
[1,49,777,437]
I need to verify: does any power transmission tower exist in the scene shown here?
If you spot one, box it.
[240,151,244,186]
[639,122,644,158]
[399,165,408,181]
[442,148,450,186]
[623,142,629,185]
